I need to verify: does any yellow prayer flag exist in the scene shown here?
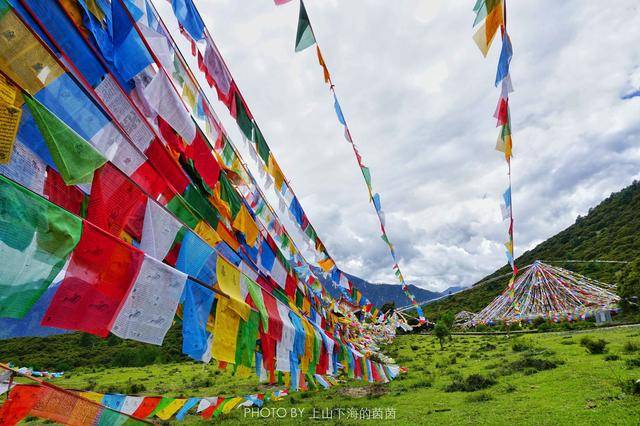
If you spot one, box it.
[212,297,242,363]
[0,100,21,164]
[267,155,285,190]
[0,75,17,104]
[317,257,335,272]
[195,220,222,246]
[155,399,187,420]
[79,392,104,403]
[182,83,197,113]
[0,10,64,94]
[221,397,244,414]
[86,0,106,23]
[216,256,250,319]
[232,204,259,247]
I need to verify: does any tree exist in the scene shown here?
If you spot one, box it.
[433,322,450,350]
[441,311,455,330]
[380,301,395,314]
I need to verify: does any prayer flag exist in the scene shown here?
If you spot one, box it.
[171,0,205,41]
[41,221,144,337]
[112,0,154,82]
[495,32,513,86]
[0,176,82,319]
[143,71,196,143]
[232,204,259,247]
[316,46,331,84]
[23,95,106,185]
[111,254,187,345]
[294,0,316,52]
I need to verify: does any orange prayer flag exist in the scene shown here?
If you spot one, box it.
[316,46,331,84]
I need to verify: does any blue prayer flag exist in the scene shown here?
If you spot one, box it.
[171,0,205,41]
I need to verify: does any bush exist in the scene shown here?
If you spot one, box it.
[465,392,494,402]
[479,343,496,351]
[623,341,640,353]
[444,374,497,392]
[620,379,640,395]
[498,355,562,376]
[625,357,640,368]
[511,341,532,352]
[604,354,620,361]
[580,336,608,354]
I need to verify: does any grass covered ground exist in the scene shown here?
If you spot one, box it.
[15,325,640,424]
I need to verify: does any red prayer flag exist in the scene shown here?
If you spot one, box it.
[260,289,283,383]
[44,167,86,216]
[185,132,221,190]
[144,139,190,194]
[130,160,171,201]
[132,396,162,419]
[0,385,43,426]
[41,222,144,337]
[86,164,148,239]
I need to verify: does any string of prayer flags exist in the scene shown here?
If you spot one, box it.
[142,0,358,312]
[472,1,518,288]
[279,0,425,320]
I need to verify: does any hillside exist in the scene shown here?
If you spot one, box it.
[422,180,640,319]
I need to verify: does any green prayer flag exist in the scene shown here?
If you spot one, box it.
[235,95,254,141]
[245,276,268,333]
[149,397,174,417]
[182,184,219,228]
[221,139,235,166]
[295,0,316,52]
[0,175,82,318]
[235,310,260,369]
[24,94,106,185]
[304,224,317,241]
[166,195,199,229]
[219,174,242,218]
[254,127,270,165]
[361,166,372,189]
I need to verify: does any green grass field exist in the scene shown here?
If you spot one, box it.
[28,325,639,425]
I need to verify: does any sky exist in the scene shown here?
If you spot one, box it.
[155,1,640,292]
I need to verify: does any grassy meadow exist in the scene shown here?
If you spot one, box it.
[18,325,638,425]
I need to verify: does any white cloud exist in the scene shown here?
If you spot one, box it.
[157,0,640,293]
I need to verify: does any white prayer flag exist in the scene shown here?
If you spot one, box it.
[111,255,187,345]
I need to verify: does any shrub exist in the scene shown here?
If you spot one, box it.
[465,392,494,402]
[444,374,497,392]
[623,341,640,353]
[479,343,496,352]
[498,355,562,376]
[408,378,434,389]
[625,357,640,368]
[580,337,608,354]
[511,341,532,352]
[620,379,640,395]
[604,354,620,361]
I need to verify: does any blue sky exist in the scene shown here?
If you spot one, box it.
[156,0,640,291]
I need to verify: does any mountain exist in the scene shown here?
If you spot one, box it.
[421,180,640,319]
[312,267,444,308]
